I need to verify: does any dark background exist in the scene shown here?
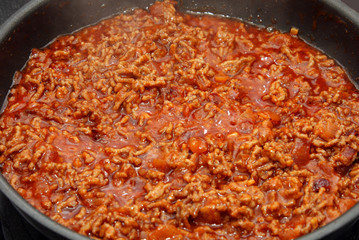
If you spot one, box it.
[0,0,358,240]
[0,0,359,26]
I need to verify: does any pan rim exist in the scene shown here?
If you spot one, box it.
[0,1,90,239]
[324,0,359,28]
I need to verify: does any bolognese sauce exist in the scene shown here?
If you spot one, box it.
[1,1,359,239]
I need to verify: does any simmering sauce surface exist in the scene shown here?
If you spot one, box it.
[1,1,359,239]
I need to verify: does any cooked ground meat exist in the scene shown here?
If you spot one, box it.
[1,0,359,239]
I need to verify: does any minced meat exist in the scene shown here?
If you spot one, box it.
[1,1,359,239]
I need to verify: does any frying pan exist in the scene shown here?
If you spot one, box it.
[0,0,359,239]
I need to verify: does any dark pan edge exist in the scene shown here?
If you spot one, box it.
[271,1,359,237]
[298,1,359,239]
[0,2,90,239]
[324,0,359,28]
[297,203,359,240]
[0,0,46,43]
[0,175,89,240]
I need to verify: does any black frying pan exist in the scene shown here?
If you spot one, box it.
[0,0,359,239]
